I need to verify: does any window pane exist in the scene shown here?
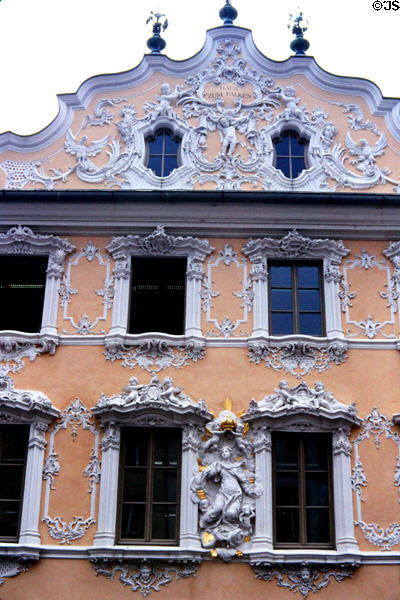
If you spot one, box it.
[299,312,322,336]
[0,501,20,538]
[290,136,306,155]
[0,426,29,462]
[163,155,179,177]
[0,466,24,500]
[122,469,147,502]
[124,431,149,466]
[0,256,47,333]
[304,436,329,470]
[275,472,298,506]
[275,435,298,469]
[164,134,179,153]
[276,508,299,543]
[297,266,320,287]
[291,157,306,178]
[271,312,293,335]
[148,134,163,153]
[152,505,176,540]
[305,473,329,506]
[129,257,186,335]
[298,289,321,311]
[147,155,163,176]
[270,265,292,287]
[274,135,289,155]
[154,431,179,466]
[153,469,177,502]
[306,508,331,543]
[270,289,293,311]
[275,157,291,178]
[121,504,145,539]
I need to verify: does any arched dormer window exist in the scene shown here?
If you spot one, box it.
[273,131,307,179]
[147,129,181,178]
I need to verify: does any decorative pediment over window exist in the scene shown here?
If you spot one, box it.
[0,365,60,422]
[92,375,211,424]
[243,380,361,429]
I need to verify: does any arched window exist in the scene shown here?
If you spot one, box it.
[147,130,180,177]
[273,131,307,179]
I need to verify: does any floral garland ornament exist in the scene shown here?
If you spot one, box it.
[352,407,400,550]
[92,558,199,598]
[42,399,100,544]
[251,562,357,599]
[191,398,261,561]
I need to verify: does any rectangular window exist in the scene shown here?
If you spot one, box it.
[118,428,180,544]
[273,432,334,548]
[0,425,29,541]
[0,255,48,333]
[128,257,186,335]
[269,262,324,336]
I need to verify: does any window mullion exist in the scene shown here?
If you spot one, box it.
[293,264,299,334]
[145,433,154,542]
[299,437,306,545]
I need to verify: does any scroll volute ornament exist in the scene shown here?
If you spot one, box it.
[191,398,261,561]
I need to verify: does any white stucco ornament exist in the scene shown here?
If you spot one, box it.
[191,398,261,561]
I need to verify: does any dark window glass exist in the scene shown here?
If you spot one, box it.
[147,130,180,177]
[273,433,333,548]
[0,425,29,540]
[118,428,180,544]
[269,262,324,336]
[274,131,307,179]
[129,257,186,335]
[0,256,47,332]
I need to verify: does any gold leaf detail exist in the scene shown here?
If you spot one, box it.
[235,551,243,557]
[210,549,218,558]
[202,531,215,546]
[243,422,249,438]
[244,536,251,543]
[197,489,207,500]
[224,397,232,412]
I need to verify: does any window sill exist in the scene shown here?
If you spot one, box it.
[103,333,206,373]
[0,331,58,370]
[247,335,349,378]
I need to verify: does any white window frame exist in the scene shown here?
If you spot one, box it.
[105,225,214,342]
[0,225,75,350]
[242,229,350,342]
[91,375,211,555]
[244,381,361,557]
[0,368,60,548]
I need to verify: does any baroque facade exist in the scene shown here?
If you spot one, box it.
[0,4,400,599]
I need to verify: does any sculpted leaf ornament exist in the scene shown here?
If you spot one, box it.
[353,407,400,550]
[92,559,199,597]
[42,399,100,544]
[252,562,357,599]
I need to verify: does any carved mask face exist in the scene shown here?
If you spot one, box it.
[139,565,152,582]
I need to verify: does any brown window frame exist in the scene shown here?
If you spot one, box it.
[268,260,325,336]
[272,432,335,549]
[0,424,29,542]
[117,427,181,545]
